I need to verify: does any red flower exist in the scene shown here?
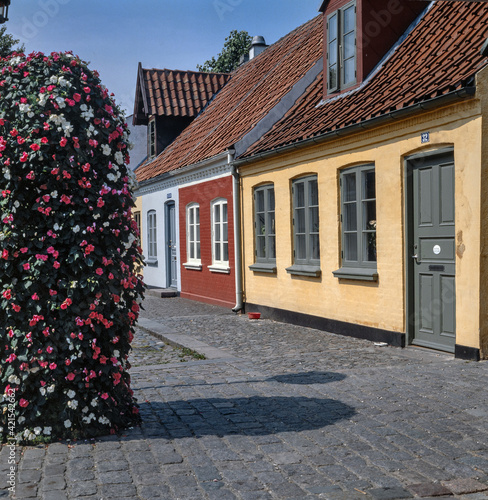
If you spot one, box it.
[30,143,40,151]
[59,137,67,147]
[20,152,29,162]
[19,399,29,408]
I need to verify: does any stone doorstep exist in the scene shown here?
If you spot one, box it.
[146,288,178,298]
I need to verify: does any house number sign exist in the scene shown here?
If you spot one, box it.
[433,244,441,255]
[421,132,430,144]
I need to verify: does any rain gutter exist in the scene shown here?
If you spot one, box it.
[234,86,476,166]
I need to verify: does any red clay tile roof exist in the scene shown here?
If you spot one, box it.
[133,65,230,123]
[136,15,323,183]
[240,2,488,159]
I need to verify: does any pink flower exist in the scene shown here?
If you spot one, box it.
[20,152,28,162]
[101,393,109,400]
[30,143,40,151]
[49,362,57,370]
[23,263,30,270]
[60,298,72,310]
[96,268,103,276]
[59,137,67,147]
[2,289,12,299]
[32,293,39,300]
[19,399,29,408]
[73,93,81,102]
[46,346,53,353]
[66,372,75,381]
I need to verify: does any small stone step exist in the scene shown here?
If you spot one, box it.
[146,288,178,298]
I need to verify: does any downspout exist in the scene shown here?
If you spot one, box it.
[229,148,244,313]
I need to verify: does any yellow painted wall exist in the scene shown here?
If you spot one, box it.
[241,98,483,352]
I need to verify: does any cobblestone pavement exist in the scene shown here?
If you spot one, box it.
[3,295,488,499]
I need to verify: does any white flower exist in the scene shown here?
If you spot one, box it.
[51,191,58,199]
[82,406,89,414]
[64,419,71,428]
[49,75,58,83]
[4,169,10,180]
[115,151,124,166]
[43,427,52,435]
[8,375,20,385]
[98,416,110,425]
[102,144,111,156]
[113,350,120,358]
[91,398,98,407]
[34,427,42,435]
[72,225,80,233]
[67,390,76,399]
[40,387,46,396]
[18,417,25,424]
[47,384,55,394]
[67,399,78,409]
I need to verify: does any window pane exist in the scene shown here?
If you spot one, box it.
[222,202,228,223]
[363,200,376,230]
[363,232,377,262]
[344,32,355,59]
[223,221,228,242]
[345,233,358,261]
[363,170,376,200]
[268,188,275,211]
[196,223,200,242]
[296,182,305,208]
[256,190,264,212]
[223,243,229,262]
[215,223,221,242]
[309,179,318,206]
[296,207,306,233]
[215,243,221,261]
[257,235,265,259]
[196,242,200,260]
[310,206,319,233]
[214,205,220,223]
[344,203,357,231]
[296,234,306,260]
[268,211,275,236]
[343,57,355,85]
[344,173,356,202]
[310,234,320,261]
[328,13,338,41]
[258,213,265,236]
[269,236,276,259]
[343,5,355,33]
[189,209,194,225]
[329,65,338,91]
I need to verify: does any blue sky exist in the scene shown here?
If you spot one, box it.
[6,0,320,115]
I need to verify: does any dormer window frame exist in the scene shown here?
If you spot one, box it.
[148,117,156,159]
[327,0,357,94]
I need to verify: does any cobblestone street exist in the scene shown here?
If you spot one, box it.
[3,295,488,499]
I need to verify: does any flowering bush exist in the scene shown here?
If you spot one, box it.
[0,51,145,442]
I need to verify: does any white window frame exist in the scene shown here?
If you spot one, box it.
[184,203,202,270]
[147,210,158,265]
[209,198,230,273]
[148,118,156,159]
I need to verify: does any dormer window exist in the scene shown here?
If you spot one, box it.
[327,1,356,93]
[148,118,156,159]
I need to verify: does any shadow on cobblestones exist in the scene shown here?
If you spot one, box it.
[138,396,356,438]
[269,371,347,384]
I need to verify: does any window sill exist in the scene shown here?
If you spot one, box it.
[208,264,230,274]
[333,267,378,282]
[146,259,158,267]
[286,264,321,277]
[249,263,277,274]
[183,262,202,271]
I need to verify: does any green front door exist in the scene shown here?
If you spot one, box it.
[410,152,456,353]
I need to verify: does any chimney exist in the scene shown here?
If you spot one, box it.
[249,36,268,60]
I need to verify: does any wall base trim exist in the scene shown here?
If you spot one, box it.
[455,344,480,361]
[180,292,235,309]
[245,303,405,347]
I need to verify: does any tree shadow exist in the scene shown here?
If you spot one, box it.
[268,371,347,385]
[137,395,356,438]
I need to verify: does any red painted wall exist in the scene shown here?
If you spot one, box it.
[179,175,236,308]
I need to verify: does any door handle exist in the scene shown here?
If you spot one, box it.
[412,254,419,263]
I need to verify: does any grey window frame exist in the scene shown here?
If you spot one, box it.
[250,184,276,273]
[286,175,321,277]
[327,0,357,93]
[147,210,158,266]
[333,164,378,281]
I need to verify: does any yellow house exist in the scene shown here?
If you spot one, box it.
[236,1,488,360]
